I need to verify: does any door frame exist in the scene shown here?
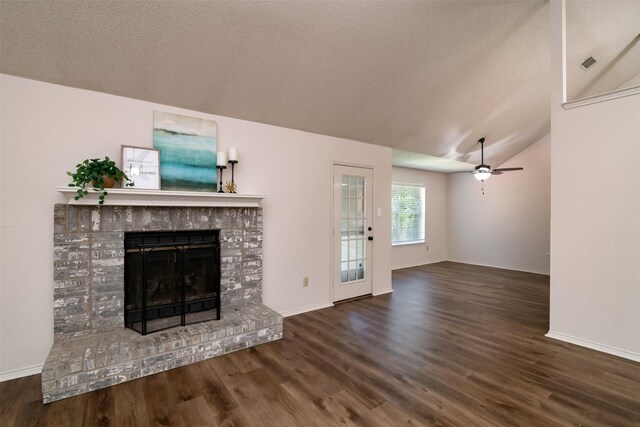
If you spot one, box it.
[330,161,376,303]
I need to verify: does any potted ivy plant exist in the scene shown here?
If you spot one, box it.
[67,157,134,204]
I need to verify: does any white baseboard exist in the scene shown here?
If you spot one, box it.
[279,301,334,318]
[447,259,550,276]
[0,363,43,382]
[546,331,640,363]
[278,288,394,317]
[392,259,447,271]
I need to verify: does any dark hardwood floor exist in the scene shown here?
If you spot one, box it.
[2,261,639,426]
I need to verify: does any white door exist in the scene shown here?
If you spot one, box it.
[333,165,374,302]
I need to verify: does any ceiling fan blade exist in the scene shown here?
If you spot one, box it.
[492,167,523,172]
[491,170,503,175]
[449,170,474,174]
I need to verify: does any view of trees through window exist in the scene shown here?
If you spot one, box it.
[391,184,425,244]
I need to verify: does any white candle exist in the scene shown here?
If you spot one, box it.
[228,146,238,162]
[217,151,227,166]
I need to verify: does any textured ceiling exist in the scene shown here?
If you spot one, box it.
[566,0,640,100]
[1,1,637,171]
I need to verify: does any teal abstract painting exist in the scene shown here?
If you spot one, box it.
[153,111,217,191]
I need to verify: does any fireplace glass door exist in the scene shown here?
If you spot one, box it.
[124,230,221,335]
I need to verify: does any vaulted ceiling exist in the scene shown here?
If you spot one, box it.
[1,1,638,171]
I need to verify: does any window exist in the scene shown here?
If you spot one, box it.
[391,184,425,245]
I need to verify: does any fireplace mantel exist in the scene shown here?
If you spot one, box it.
[56,186,265,208]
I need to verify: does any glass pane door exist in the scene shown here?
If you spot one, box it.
[333,165,373,302]
[341,175,366,284]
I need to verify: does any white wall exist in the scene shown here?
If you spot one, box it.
[0,75,392,378]
[547,1,640,360]
[448,134,551,275]
[391,167,448,269]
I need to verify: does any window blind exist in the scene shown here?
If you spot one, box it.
[391,184,425,244]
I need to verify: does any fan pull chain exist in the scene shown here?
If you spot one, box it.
[482,180,485,195]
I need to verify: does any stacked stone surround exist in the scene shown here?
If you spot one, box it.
[43,204,282,403]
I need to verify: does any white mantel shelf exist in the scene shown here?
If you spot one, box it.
[56,187,265,208]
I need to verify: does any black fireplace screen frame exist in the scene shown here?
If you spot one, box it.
[124,229,221,335]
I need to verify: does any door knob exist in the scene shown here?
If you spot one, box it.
[368,226,372,231]
[368,236,374,241]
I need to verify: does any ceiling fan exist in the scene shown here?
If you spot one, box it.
[457,137,523,181]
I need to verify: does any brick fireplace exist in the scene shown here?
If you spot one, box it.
[43,199,282,403]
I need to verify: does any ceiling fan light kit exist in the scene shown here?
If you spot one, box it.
[473,168,492,181]
[473,160,492,181]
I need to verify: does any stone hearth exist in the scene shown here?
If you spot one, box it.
[43,203,282,403]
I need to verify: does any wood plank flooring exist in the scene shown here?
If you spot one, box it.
[2,261,639,426]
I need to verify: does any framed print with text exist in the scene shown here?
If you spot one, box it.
[121,145,161,190]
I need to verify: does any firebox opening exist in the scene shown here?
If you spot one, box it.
[124,229,221,335]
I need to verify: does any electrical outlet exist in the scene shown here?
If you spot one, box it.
[303,277,309,287]
[426,245,430,252]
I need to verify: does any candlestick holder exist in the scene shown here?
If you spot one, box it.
[216,165,227,193]
[227,160,238,193]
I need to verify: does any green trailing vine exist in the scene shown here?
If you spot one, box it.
[67,157,134,204]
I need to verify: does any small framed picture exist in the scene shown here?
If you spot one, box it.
[121,145,161,190]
